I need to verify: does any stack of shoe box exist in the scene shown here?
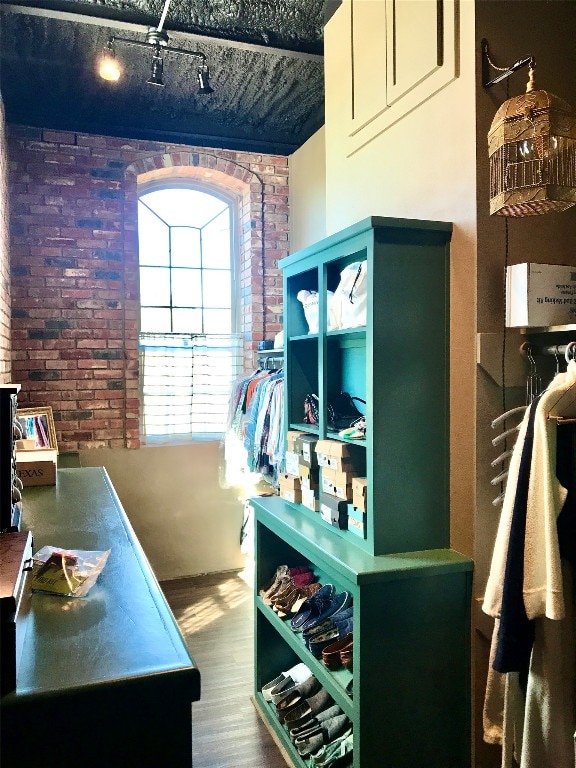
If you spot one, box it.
[280,431,306,503]
[295,435,319,512]
[348,477,367,537]
[315,440,365,529]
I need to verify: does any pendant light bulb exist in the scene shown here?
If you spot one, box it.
[98,46,121,82]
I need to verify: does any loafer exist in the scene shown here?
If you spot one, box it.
[290,584,335,632]
[303,607,353,649]
[295,715,351,757]
[279,686,333,724]
[275,583,322,618]
[274,673,320,709]
[321,632,353,669]
[299,591,353,633]
[288,704,342,741]
[311,728,353,766]
[261,662,311,702]
[309,625,353,659]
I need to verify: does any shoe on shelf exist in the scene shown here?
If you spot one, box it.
[278,686,333,725]
[310,624,353,659]
[288,704,342,742]
[299,591,352,634]
[321,632,353,669]
[295,716,351,757]
[310,728,354,767]
[258,565,311,599]
[274,583,321,617]
[290,585,335,632]
[303,607,353,649]
[273,673,320,709]
[261,662,311,702]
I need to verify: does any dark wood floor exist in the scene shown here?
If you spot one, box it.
[162,568,289,768]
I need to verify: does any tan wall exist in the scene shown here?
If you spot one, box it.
[324,0,478,559]
[79,443,245,580]
[289,127,327,252]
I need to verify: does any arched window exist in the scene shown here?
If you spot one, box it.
[137,184,242,442]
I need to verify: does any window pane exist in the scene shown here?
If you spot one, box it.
[203,270,230,308]
[140,307,171,332]
[202,208,231,269]
[171,268,202,307]
[172,308,203,333]
[140,267,170,306]
[138,202,169,266]
[203,309,232,334]
[140,189,228,227]
[171,227,201,268]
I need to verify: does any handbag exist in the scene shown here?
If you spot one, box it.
[303,392,365,430]
[328,391,366,430]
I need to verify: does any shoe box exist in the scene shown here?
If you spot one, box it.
[319,492,348,529]
[315,440,365,473]
[279,473,302,504]
[320,467,356,501]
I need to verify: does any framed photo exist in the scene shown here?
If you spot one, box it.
[16,407,58,451]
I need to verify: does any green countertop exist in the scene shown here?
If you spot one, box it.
[3,467,199,702]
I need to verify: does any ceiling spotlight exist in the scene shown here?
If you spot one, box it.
[98,42,121,82]
[147,55,165,87]
[197,65,214,95]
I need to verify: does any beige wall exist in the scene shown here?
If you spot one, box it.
[324,0,478,559]
[79,443,246,581]
[288,126,327,252]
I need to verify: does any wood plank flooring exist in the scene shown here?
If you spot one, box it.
[161,568,288,768]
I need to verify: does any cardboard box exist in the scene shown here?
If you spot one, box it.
[348,515,366,538]
[301,487,319,512]
[315,439,365,473]
[279,473,302,504]
[321,467,356,500]
[319,492,348,530]
[506,263,576,328]
[352,477,368,511]
[285,450,300,477]
[299,463,320,491]
[347,503,366,524]
[15,449,57,487]
[287,430,306,452]
[294,435,319,468]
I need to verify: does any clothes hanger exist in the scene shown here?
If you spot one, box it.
[547,343,576,423]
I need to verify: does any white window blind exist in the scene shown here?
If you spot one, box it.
[139,332,243,441]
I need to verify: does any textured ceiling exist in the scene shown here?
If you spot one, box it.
[0,0,335,154]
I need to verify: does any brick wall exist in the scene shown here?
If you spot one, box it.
[0,97,11,383]
[7,126,288,449]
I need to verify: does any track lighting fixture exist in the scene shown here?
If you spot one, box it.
[97,0,213,94]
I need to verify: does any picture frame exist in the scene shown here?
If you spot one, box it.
[16,406,58,452]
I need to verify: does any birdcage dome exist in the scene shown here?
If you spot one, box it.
[488,88,576,216]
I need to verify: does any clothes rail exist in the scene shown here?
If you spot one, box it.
[521,340,576,361]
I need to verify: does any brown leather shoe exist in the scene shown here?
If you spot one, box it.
[322,633,353,670]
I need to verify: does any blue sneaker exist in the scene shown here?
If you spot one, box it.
[290,584,335,632]
[299,591,352,634]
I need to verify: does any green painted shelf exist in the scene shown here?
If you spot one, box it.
[252,217,473,768]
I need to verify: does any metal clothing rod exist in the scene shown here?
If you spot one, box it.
[521,341,576,361]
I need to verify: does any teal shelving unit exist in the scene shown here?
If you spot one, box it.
[252,217,473,767]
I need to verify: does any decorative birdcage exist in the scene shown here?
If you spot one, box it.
[488,68,576,216]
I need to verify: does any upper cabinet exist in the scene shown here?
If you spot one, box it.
[327,0,459,156]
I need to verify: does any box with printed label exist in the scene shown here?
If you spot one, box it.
[347,503,366,524]
[299,463,320,491]
[348,515,366,538]
[287,430,306,452]
[352,477,368,511]
[294,435,319,468]
[506,263,576,328]
[285,451,300,477]
[15,450,57,487]
[319,492,348,529]
[301,487,319,512]
[279,474,302,504]
[321,467,356,500]
[315,439,365,473]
